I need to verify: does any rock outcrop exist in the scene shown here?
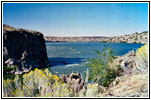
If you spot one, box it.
[110,51,137,75]
[60,73,87,96]
[105,31,148,44]
[3,24,49,74]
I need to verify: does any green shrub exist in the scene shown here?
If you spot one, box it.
[3,65,17,73]
[88,46,118,87]
[120,41,127,43]
[100,41,107,43]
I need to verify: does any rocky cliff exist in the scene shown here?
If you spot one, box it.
[3,25,49,74]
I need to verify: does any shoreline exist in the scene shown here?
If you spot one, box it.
[45,41,145,44]
[44,31,148,44]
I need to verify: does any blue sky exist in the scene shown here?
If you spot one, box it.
[3,3,148,37]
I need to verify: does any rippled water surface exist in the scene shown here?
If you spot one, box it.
[46,42,144,77]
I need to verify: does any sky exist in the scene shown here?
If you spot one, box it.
[3,3,148,37]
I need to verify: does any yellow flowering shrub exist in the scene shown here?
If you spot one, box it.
[3,79,15,97]
[52,82,74,97]
[3,68,107,97]
[3,68,73,97]
[135,44,148,73]
[86,84,100,97]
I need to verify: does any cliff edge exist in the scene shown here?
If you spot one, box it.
[3,24,49,74]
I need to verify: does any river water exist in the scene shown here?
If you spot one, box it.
[46,42,143,77]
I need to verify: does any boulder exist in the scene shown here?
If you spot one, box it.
[60,73,87,96]
[3,24,49,74]
[110,50,136,75]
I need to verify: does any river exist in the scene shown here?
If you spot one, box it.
[46,42,144,77]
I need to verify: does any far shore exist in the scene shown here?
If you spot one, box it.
[44,31,148,44]
[45,41,145,44]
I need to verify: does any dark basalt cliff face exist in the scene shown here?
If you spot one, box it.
[3,24,49,74]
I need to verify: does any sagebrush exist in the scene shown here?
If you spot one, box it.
[135,44,148,73]
[3,68,74,97]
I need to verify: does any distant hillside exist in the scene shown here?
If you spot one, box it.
[104,31,148,44]
[44,31,148,44]
[44,36,110,42]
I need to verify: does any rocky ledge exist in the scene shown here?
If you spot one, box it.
[3,24,49,74]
